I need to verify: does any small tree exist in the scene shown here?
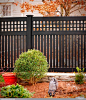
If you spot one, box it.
[14,0,86,16]
[75,67,85,84]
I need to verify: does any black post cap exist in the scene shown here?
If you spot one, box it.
[26,15,33,17]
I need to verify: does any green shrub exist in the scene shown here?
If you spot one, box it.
[0,75,4,83]
[75,67,85,84]
[1,83,33,98]
[14,49,49,84]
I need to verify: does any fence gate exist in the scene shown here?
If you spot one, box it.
[0,15,86,72]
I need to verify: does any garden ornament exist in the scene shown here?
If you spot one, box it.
[48,77,58,96]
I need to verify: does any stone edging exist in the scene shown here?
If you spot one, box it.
[38,73,86,82]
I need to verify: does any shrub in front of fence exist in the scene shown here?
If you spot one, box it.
[75,67,85,84]
[13,49,49,84]
[1,83,34,98]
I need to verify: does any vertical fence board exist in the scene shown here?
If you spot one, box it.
[1,36,2,68]
[56,35,58,68]
[53,35,55,68]
[59,35,61,67]
[78,35,79,67]
[52,35,53,68]
[4,36,5,68]
[46,35,47,59]
[23,35,24,52]
[17,36,19,58]
[5,36,7,68]
[41,35,43,52]
[43,35,44,55]
[8,36,10,68]
[44,35,46,56]
[32,35,34,49]
[14,36,16,64]
[50,35,52,68]
[15,36,17,61]
[79,35,81,67]
[35,35,37,50]
[76,35,78,67]
[38,35,40,50]
[65,35,67,67]
[72,35,73,68]
[69,35,70,68]
[18,36,20,58]
[61,35,62,67]
[62,35,64,68]
[10,36,11,68]
[2,36,4,68]
[47,35,49,65]
[13,36,14,67]
[81,35,83,67]
[11,36,13,67]
[84,35,85,67]
[75,35,76,68]
[20,35,21,54]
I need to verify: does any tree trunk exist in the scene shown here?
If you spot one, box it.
[61,6,63,16]
[65,11,70,16]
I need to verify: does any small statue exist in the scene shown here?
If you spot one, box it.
[48,77,58,96]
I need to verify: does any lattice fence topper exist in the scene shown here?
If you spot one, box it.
[33,20,86,31]
[1,20,27,32]
[1,19,86,32]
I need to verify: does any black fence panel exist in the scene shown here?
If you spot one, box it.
[0,17,27,72]
[0,16,86,72]
[32,16,86,72]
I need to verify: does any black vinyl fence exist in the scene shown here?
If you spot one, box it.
[0,15,86,72]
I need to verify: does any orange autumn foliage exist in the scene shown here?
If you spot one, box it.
[30,0,34,1]
[14,0,86,16]
[13,1,19,6]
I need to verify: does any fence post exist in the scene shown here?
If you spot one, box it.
[26,15,33,51]
[0,21,1,69]
[0,21,1,32]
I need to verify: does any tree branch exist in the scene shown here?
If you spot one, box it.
[69,5,86,14]
[70,3,79,10]
[56,8,62,16]
[69,0,86,10]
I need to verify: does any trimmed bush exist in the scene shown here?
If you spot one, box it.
[14,49,49,84]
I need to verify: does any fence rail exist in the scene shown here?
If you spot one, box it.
[0,15,86,72]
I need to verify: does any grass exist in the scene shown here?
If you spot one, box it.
[0,75,4,83]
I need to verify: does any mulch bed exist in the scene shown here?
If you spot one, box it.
[0,81,86,98]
